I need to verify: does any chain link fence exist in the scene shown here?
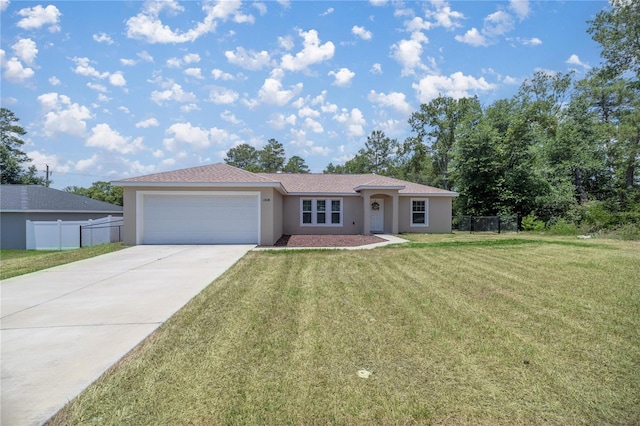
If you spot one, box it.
[453,216,518,233]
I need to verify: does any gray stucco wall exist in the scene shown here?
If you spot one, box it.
[398,196,453,233]
[282,195,363,235]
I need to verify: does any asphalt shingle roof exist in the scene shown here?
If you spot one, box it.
[0,185,123,212]
[116,163,279,184]
[114,162,457,196]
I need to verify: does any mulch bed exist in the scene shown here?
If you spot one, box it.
[267,234,386,247]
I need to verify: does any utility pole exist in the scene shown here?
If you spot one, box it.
[45,164,50,187]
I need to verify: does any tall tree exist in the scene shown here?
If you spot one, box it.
[407,96,482,190]
[587,0,640,78]
[224,143,261,172]
[259,138,286,172]
[453,118,506,216]
[1,107,44,185]
[65,181,123,206]
[283,155,310,173]
[363,130,399,175]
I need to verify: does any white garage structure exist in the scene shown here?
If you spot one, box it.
[137,191,260,245]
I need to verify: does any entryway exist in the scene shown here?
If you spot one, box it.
[370,198,384,233]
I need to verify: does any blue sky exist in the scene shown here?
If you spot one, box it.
[1,0,607,189]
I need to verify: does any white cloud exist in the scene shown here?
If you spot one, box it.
[391,31,432,76]
[268,113,297,129]
[253,2,267,15]
[12,38,38,65]
[425,1,465,29]
[566,54,590,69]
[37,92,92,137]
[328,68,355,87]
[93,33,114,45]
[209,86,239,104]
[87,82,107,92]
[503,75,520,85]
[298,105,320,118]
[413,72,497,103]
[278,35,294,50]
[352,25,372,40]
[136,118,159,128]
[483,10,514,37]
[1,0,9,12]
[49,76,61,86]
[509,0,530,20]
[138,51,154,63]
[26,150,72,173]
[1,50,34,83]
[280,29,335,72]
[181,103,200,113]
[333,108,366,137]
[163,122,228,151]
[514,36,542,46]
[456,5,527,47]
[370,63,382,74]
[72,57,109,79]
[75,154,100,172]
[367,90,412,114]
[166,57,182,68]
[320,7,334,16]
[126,0,253,44]
[86,123,143,154]
[455,28,488,47]
[303,117,324,133]
[16,4,61,32]
[212,68,234,80]
[108,71,126,87]
[370,0,387,5]
[225,47,273,70]
[120,58,137,66]
[151,83,197,104]
[221,110,242,124]
[184,67,204,79]
[183,53,201,64]
[258,75,303,106]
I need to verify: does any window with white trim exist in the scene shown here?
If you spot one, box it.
[301,198,343,226]
[411,198,429,226]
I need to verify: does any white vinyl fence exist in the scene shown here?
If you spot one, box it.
[26,216,123,250]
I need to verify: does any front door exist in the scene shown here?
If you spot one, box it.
[370,198,384,233]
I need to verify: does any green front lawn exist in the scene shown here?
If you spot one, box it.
[49,236,640,425]
[0,243,125,280]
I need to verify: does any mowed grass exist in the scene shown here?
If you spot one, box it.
[49,236,640,425]
[0,243,125,280]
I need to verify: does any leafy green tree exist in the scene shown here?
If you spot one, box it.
[407,96,482,190]
[283,155,310,173]
[453,119,506,215]
[323,162,345,174]
[65,181,123,206]
[259,138,285,172]
[1,107,44,185]
[224,143,261,172]
[363,130,399,175]
[587,0,640,77]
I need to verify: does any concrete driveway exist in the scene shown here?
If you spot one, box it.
[1,244,253,426]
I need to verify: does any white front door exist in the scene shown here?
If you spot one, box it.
[370,198,384,233]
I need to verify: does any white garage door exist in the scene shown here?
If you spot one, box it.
[141,193,259,244]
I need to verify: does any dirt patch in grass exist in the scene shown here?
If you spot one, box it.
[269,234,386,247]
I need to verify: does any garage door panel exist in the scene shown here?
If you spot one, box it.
[141,194,259,244]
